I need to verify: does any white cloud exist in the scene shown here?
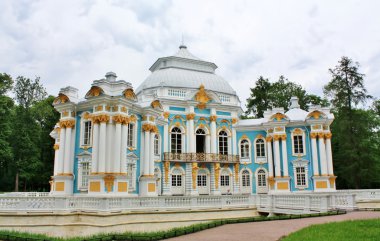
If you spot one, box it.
[0,0,379,108]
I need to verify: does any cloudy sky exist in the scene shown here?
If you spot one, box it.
[1,0,379,108]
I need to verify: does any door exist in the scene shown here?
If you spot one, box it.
[196,129,206,153]
[220,169,232,194]
[256,169,268,194]
[241,169,252,194]
[197,169,210,195]
[171,168,184,195]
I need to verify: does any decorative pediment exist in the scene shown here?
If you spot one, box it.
[127,152,139,159]
[292,158,309,167]
[307,110,326,120]
[53,93,70,105]
[123,88,137,101]
[85,86,104,99]
[270,113,289,121]
[194,84,212,109]
[151,100,163,110]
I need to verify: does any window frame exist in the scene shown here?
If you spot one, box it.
[218,130,229,155]
[254,138,267,163]
[127,123,137,149]
[240,139,251,162]
[154,134,160,157]
[80,113,93,147]
[291,129,306,156]
[170,127,183,154]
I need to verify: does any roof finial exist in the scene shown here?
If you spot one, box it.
[179,34,187,49]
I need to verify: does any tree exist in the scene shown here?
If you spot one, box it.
[246,75,329,118]
[0,74,14,190]
[11,76,47,191]
[324,56,377,189]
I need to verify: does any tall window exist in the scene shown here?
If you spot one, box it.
[218,131,228,155]
[242,170,250,187]
[296,167,306,187]
[255,139,265,157]
[240,139,250,158]
[171,127,182,153]
[128,123,134,147]
[197,174,207,187]
[126,160,136,191]
[293,134,304,154]
[154,134,159,155]
[83,121,92,145]
[257,169,266,187]
[172,174,182,186]
[81,162,90,188]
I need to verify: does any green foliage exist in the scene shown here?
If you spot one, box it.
[324,56,379,189]
[14,76,47,108]
[281,218,380,241]
[0,73,13,95]
[246,75,329,118]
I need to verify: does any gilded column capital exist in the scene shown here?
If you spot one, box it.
[123,116,130,125]
[92,114,110,123]
[232,118,238,125]
[310,132,318,139]
[280,134,287,140]
[53,144,59,150]
[142,123,154,132]
[209,115,217,122]
[266,136,273,142]
[186,113,196,120]
[317,132,325,139]
[325,132,332,139]
[113,114,125,124]
[273,134,281,141]
[151,125,159,134]
[163,112,170,119]
[129,115,137,123]
[59,119,75,128]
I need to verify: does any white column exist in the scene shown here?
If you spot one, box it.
[150,131,155,175]
[92,122,99,173]
[106,121,113,173]
[63,127,72,174]
[210,117,217,155]
[186,120,190,152]
[120,123,128,173]
[232,128,237,155]
[281,137,289,177]
[114,122,122,173]
[144,130,150,175]
[228,136,232,155]
[140,129,145,176]
[189,118,195,153]
[98,122,107,173]
[311,135,319,176]
[206,135,211,153]
[164,123,169,153]
[70,127,75,175]
[53,145,59,176]
[325,136,334,175]
[266,138,274,177]
[274,137,281,177]
[318,134,328,175]
[58,128,66,174]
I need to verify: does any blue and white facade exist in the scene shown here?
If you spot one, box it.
[50,45,336,196]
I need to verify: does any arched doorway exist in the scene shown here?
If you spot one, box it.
[241,169,252,194]
[196,129,206,153]
[171,167,185,195]
[256,169,268,194]
[220,168,232,194]
[197,168,210,195]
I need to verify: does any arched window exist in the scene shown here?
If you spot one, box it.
[255,139,265,157]
[257,169,266,187]
[218,131,228,155]
[242,170,251,187]
[154,134,159,155]
[240,139,250,158]
[196,128,206,154]
[171,168,182,187]
[220,170,230,187]
[171,127,182,153]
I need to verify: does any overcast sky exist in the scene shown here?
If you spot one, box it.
[1,0,379,109]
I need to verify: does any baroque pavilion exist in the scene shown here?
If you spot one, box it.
[50,45,336,196]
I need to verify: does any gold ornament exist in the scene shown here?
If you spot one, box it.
[186,113,196,120]
[266,136,273,142]
[85,86,103,98]
[232,118,238,124]
[214,163,221,189]
[325,132,332,139]
[209,115,217,122]
[151,100,162,109]
[104,175,115,193]
[53,144,59,150]
[192,163,199,189]
[310,132,318,139]
[123,88,136,100]
[59,119,75,128]
[92,114,110,123]
[53,93,70,105]
[195,84,211,109]
[163,112,170,119]
[164,161,170,184]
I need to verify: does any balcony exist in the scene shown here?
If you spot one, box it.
[164,152,240,163]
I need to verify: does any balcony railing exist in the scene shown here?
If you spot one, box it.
[164,152,240,163]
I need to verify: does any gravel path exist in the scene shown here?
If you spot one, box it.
[165,211,380,241]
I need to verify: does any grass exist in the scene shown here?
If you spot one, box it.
[0,211,345,241]
[281,218,380,241]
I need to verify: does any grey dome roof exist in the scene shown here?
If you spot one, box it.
[136,46,237,95]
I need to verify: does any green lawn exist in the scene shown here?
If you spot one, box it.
[282,218,380,241]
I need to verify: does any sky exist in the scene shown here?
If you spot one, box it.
[1,0,379,109]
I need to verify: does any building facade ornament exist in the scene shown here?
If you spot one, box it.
[186,113,196,120]
[209,115,217,122]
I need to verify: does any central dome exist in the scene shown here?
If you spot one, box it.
[135,46,237,96]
